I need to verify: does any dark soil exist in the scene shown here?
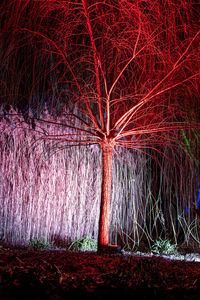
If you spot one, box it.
[1,247,200,300]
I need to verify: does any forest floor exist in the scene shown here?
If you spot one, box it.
[1,246,200,300]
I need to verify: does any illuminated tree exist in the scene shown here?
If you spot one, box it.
[0,0,199,252]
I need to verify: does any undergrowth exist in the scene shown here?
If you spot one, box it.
[68,236,97,251]
[29,239,50,250]
[151,238,178,255]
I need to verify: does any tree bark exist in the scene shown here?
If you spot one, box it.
[98,140,113,252]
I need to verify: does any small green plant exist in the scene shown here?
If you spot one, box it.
[69,236,97,251]
[151,238,177,255]
[29,238,50,250]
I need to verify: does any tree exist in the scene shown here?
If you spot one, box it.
[0,0,199,252]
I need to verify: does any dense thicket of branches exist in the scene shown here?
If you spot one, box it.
[1,1,199,120]
[0,107,198,248]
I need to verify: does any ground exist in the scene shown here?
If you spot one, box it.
[1,246,200,299]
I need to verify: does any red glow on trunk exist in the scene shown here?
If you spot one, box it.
[98,139,114,248]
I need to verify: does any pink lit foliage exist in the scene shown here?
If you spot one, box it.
[0,0,199,251]
[0,107,143,247]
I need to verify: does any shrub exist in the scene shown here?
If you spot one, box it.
[29,239,50,250]
[151,238,177,255]
[68,236,97,252]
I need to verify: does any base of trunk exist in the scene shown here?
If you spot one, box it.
[97,244,121,255]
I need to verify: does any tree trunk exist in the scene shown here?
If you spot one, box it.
[98,140,113,252]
